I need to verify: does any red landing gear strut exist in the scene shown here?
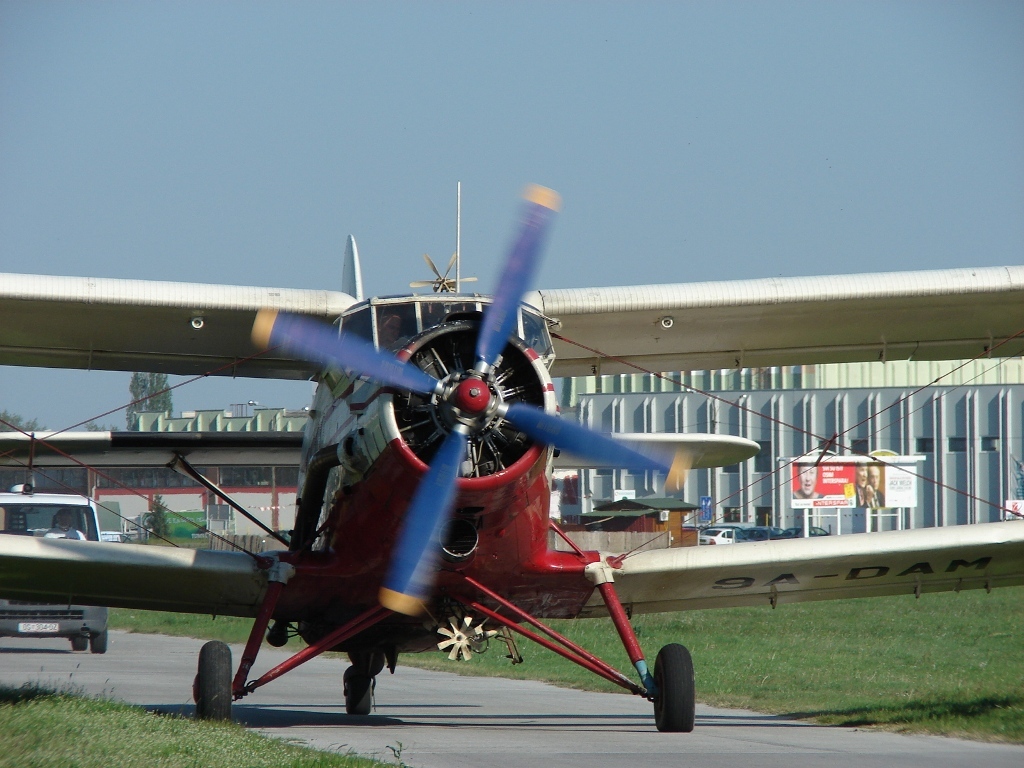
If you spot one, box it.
[448,523,696,733]
[191,555,393,722]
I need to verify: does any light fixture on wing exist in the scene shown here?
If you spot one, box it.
[252,185,685,616]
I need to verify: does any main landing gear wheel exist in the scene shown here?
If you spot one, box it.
[343,666,374,715]
[194,640,233,721]
[653,643,695,733]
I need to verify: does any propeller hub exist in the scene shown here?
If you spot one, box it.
[453,377,492,415]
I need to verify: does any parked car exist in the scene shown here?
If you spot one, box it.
[734,526,787,542]
[0,485,109,653]
[777,525,831,539]
[698,527,740,545]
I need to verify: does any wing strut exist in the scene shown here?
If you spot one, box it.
[169,454,290,547]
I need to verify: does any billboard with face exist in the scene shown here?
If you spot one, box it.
[791,460,917,508]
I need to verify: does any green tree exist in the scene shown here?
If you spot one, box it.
[126,373,173,429]
[144,493,170,539]
[0,410,45,432]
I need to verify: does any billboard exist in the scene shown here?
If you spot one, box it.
[791,460,917,508]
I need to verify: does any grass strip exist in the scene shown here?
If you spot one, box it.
[0,684,386,768]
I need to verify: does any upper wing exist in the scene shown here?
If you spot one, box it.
[528,266,1024,377]
[0,272,354,379]
[577,521,1024,617]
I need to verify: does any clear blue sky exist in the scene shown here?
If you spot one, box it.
[2,1,1022,429]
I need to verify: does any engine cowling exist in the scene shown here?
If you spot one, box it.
[389,319,552,478]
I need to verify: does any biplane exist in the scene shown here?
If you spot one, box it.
[1,185,1023,732]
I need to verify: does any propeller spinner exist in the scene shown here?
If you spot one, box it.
[253,185,682,616]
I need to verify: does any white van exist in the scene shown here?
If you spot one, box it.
[0,485,109,653]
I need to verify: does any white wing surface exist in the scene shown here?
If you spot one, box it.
[578,521,1024,617]
[0,273,354,379]
[528,266,1024,377]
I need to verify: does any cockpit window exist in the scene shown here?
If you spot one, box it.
[419,301,480,329]
[375,304,419,350]
[341,307,373,343]
[521,309,553,357]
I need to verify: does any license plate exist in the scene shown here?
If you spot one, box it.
[18,622,59,633]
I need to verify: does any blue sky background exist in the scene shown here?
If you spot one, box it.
[2,1,1022,429]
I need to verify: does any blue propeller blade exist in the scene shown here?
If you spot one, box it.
[475,185,560,369]
[253,310,440,396]
[379,429,468,615]
[503,402,669,473]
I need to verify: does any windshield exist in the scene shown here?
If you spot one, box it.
[0,504,98,541]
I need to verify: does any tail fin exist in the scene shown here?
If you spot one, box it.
[342,235,364,301]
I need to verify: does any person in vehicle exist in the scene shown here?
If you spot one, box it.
[45,509,86,540]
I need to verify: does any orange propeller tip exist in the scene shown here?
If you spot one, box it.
[251,309,278,349]
[379,587,427,617]
[523,184,561,212]
[664,450,692,494]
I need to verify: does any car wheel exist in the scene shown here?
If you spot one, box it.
[89,630,108,654]
[70,635,89,652]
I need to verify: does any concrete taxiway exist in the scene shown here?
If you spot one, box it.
[0,631,1021,768]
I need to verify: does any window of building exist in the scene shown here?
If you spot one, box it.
[981,436,1000,452]
[948,437,967,452]
[219,466,273,487]
[754,441,772,473]
[755,506,773,526]
[96,467,201,489]
[850,438,869,455]
[722,462,740,474]
[722,507,742,523]
[915,437,934,453]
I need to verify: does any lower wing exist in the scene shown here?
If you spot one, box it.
[0,536,268,616]
[579,521,1024,616]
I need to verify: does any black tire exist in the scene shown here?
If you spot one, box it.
[89,630,108,654]
[343,666,374,715]
[653,643,695,733]
[194,640,233,721]
[70,635,88,652]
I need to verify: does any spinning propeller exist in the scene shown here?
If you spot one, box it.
[253,185,686,616]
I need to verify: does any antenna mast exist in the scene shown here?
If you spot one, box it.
[455,181,462,293]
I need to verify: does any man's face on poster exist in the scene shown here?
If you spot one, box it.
[799,465,818,495]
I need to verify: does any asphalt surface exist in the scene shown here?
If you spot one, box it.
[0,631,1021,768]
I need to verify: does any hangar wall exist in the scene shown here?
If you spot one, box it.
[570,383,1024,531]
